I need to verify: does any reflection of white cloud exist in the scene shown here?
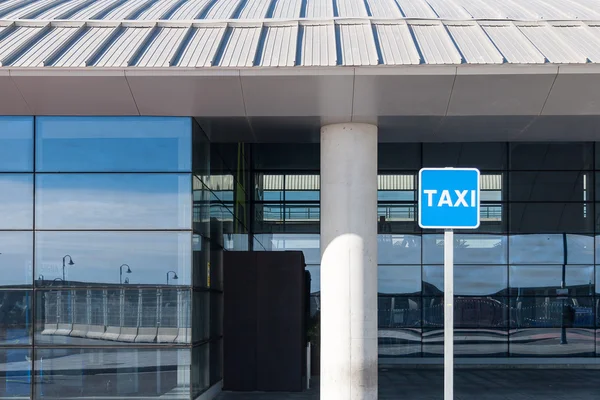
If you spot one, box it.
[510,265,593,289]
[0,176,33,229]
[424,265,507,296]
[0,232,33,285]
[379,265,421,294]
[510,234,593,264]
[36,175,191,229]
[35,232,191,285]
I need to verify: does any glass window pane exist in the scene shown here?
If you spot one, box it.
[378,143,421,170]
[378,204,418,233]
[0,116,33,172]
[35,174,191,229]
[0,348,31,397]
[192,344,210,397]
[510,297,594,328]
[378,174,415,201]
[285,174,319,201]
[510,143,593,170]
[510,171,592,202]
[253,143,319,170]
[378,296,421,328]
[266,234,320,264]
[0,290,32,345]
[36,231,191,286]
[0,174,33,229]
[510,234,593,264]
[36,116,191,172]
[35,347,191,398]
[423,265,508,296]
[378,328,422,357]
[423,297,509,328]
[423,143,507,170]
[35,289,190,346]
[423,234,507,264]
[379,266,421,295]
[0,232,33,287]
[423,328,508,357]
[509,265,594,296]
[378,234,421,264]
[510,203,594,233]
[510,328,594,357]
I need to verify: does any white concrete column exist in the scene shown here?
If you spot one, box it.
[320,123,378,400]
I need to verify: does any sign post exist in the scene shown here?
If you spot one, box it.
[418,168,480,400]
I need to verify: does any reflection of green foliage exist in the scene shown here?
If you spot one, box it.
[455,238,469,248]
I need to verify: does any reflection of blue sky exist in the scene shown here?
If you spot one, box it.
[0,116,33,172]
[509,265,593,289]
[0,232,33,286]
[509,234,593,264]
[35,232,191,285]
[424,265,507,296]
[35,116,190,172]
[0,175,33,229]
[422,234,507,264]
[35,174,191,229]
[379,265,421,294]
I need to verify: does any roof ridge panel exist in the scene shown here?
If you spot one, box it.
[51,26,115,66]
[21,0,72,19]
[11,25,78,66]
[0,24,50,66]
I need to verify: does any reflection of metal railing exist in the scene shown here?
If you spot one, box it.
[41,288,190,344]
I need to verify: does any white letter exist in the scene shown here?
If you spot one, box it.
[454,190,468,207]
[424,190,437,206]
[471,190,476,207]
[438,190,453,207]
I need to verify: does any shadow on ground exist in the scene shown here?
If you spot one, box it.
[216,368,600,400]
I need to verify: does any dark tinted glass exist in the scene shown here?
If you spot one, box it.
[253,143,319,170]
[510,297,594,328]
[510,203,594,233]
[35,231,191,286]
[192,344,210,397]
[422,234,507,264]
[193,291,210,344]
[34,348,191,398]
[0,116,33,172]
[0,174,33,229]
[377,204,418,233]
[510,171,592,202]
[423,328,508,357]
[267,234,320,264]
[36,117,191,172]
[423,143,506,170]
[0,348,31,397]
[509,265,594,296]
[378,266,421,294]
[35,174,191,229]
[510,328,594,357]
[510,234,593,264]
[193,120,210,175]
[306,265,320,294]
[423,297,509,328]
[0,232,33,287]
[378,143,421,170]
[35,289,190,346]
[0,290,32,345]
[378,234,421,264]
[423,265,508,296]
[510,143,593,170]
[378,296,421,328]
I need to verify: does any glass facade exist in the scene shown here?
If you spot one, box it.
[0,116,244,399]
[2,117,600,398]
[253,142,600,360]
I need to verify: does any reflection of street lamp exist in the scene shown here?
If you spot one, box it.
[561,233,568,345]
[38,275,44,281]
[119,264,132,284]
[62,255,74,282]
[52,278,64,286]
[167,271,178,285]
[124,277,130,284]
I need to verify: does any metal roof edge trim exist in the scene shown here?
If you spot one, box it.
[557,64,600,74]
[8,68,128,76]
[354,65,456,75]
[455,64,559,75]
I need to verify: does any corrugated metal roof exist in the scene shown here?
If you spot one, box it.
[271,0,302,19]
[0,0,600,68]
[374,22,420,65]
[259,24,298,67]
[299,23,336,66]
[176,26,225,67]
[338,22,378,66]
[410,22,463,64]
[93,26,153,66]
[336,0,368,18]
[51,26,115,66]
[518,24,587,64]
[135,26,188,66]
[10,26,77,66]
[480,23,546,64]
[446,23,503,64]
[168,0,212,19]
[217,25,261,67]
[305,0,334,18]
[366,0,402,18]
[396,0,438,18]
[552,24,600,63]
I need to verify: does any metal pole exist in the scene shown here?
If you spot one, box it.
[561,233,568,345]
[444,229,454,400]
